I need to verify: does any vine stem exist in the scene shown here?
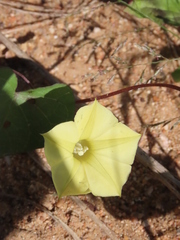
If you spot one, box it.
[75,83,180,104]
[13,69,30,84]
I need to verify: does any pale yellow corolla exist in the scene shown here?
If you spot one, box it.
[42,100,140,197]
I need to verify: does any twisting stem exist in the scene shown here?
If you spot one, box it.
[76,83,180,104]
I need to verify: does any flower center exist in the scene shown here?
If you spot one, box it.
[73,142,89,156]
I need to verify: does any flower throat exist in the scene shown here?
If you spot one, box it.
[73,142,89,156]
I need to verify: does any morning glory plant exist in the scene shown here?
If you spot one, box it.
[42,100,140,197]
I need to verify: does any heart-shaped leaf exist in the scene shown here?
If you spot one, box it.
[0,67,75,156]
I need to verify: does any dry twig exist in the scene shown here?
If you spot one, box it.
[0,3,63,17]
[0,0,104,18]
[28,151,119,240]
[1,6,179,236]
[29,146,180,202]
[0,31,58,84]
[136,147,180,200]
[1,19,53,35]
[28,144,180,240]
[36,203,80,240]
[71,196,118,240]
[0,0,54,12]
[0,192,80,240]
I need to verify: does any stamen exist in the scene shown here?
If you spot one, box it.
[73,142,89,156]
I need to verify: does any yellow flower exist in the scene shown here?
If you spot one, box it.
[42,100,140,197]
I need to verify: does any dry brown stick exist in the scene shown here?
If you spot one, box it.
[36,203,80,240]
[0,3,64,17]
[29,146,180,202]
[0,31,31,60]
[0,31,58,84]
[71,196,118,240]
[28,145,180,239]
[0,0,104,18]
[0,5,54,16]
[0,0,55,12]
[28,152,118,240]
[0,192,80,240]
[2,19,53,34]
[136,147,180,200]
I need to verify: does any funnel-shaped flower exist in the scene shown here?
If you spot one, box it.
[42,100,140,197]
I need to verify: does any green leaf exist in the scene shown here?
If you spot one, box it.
[171,67,180,82]
[123,0,180,26]
[0,67,75,156]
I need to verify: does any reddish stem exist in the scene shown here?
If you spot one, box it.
[13,69,30,84]
[75,83,180,104]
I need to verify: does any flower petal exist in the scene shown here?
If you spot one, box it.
[44,135,73,167]
[90,122,141,164]
[43,100,141,198]
[75,100,117,140]
[94,121,140,140]
[43,135,89,197]
[52,158,90,197]
[83,152,132,196]
[91,139,139,165]
[42,121,79,154]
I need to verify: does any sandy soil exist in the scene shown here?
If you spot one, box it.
[0,0,180,239]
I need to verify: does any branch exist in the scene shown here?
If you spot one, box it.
[2,19,53,35]
[29,146,180,202]
[28,151,118,240]
[0,0,104,18]
[36,202,80,240]
[71,196,118,240]
[28,145,180,239]
[0,31,58,84]
[136,147,180,200]
[0,192,80,240]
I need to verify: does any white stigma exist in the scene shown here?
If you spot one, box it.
[73,142,89,156]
